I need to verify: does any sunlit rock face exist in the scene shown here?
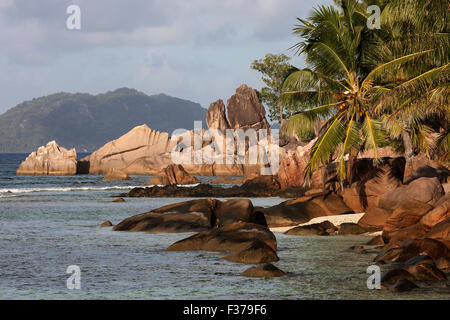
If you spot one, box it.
[17,140,77,175]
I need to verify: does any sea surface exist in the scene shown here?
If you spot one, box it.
[0,153,448,299]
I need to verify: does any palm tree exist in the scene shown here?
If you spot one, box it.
[281,0,449,185]
[376,0,450,162]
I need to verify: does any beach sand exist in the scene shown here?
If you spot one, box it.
[270,213,381,235]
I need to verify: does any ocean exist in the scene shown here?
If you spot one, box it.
[0,153,448,299]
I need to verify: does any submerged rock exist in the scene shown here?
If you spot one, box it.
[240,263,285,278]
[102,169,131,181]
[112,197,125,203]
[166,221,277,253]
[381,268,415,285]
[403,255,447,281]
[222,240,279,264]
[100,220,113,227]
[113,199,218,233]
[366,235,385,246]
[145,164,199,186]
[284,221,336,236]
[338,223,367,235]
[392,279,419,293]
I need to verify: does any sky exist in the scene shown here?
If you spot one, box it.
[0,0,333,114]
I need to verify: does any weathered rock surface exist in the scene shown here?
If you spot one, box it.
[102,169,131,181]
[403,153,450,184]
[277,139,318,190]
[240,263,285,277]
[420,200,450,229]
[17,141,77,175]
[358,207,392,232]
[226,84,269,131]
[392,279,419,292]
[378,177,444,210]
[366,235,385,246]
[206,99,230,132]
[166,221,277,252]
[338,223,367,235]
[381,268,415,285]
[113,199,218,233]
[375,238,449,263]
[284,221,336,236]
[79,124,176,174]
[260,192,353,227]
[124,175,291,198]
[215,199,257,227]
[423,218,450,248]
[382,200,433,239]
[145,164,199,186]
[222,240,279,263]
[100,220,113,227]
[403,255,447,281]
[341,158,405,212]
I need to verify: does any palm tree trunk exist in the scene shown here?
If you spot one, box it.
[402,131,414,159]
[402,131,415,183]
[346,148,358,185]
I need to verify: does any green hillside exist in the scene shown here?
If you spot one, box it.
[0,88,206,153]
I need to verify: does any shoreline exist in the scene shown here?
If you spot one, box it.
[270,213,373,234]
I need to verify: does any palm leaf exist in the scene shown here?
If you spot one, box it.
[305,113,345,176]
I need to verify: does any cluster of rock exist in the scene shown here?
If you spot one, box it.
[17,84,276,180]
[344,176,449,292]
[16,141,77,175]
[144,164,199,185]
[206,84,269,132]
[111,198,285,277]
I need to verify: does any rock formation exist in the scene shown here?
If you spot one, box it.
[225,84,270,131]
[102,169,131,181]
[78,124,176,174]
[113,199,218,233]
[17,141,77,175]
[145,164,200,185]
[206,99,229,132]
[240,263,285,277]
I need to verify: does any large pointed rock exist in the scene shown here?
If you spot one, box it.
[226,84,269,131]
[206,99,230,132]
[17,141,77,175]
[79,124,176,174]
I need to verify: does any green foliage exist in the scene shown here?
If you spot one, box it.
[281,0,449,181]
[250,53,295,122]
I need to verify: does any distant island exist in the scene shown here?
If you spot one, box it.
[0,88,206,153]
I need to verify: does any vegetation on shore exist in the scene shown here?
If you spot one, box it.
[271,0,449,183]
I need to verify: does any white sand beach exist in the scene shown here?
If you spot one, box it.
[270,213,367,233]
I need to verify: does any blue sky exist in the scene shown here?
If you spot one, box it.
[0,0,333,114]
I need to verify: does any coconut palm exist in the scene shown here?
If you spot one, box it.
[375,0,450,161]
[281,0,449,184]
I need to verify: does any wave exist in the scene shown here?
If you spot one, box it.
[0,186,141,194]
[0,183,201,194]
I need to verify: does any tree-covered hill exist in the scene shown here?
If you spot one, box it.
[0,88,206,153]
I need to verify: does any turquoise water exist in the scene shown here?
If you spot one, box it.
[0,154,449,299]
